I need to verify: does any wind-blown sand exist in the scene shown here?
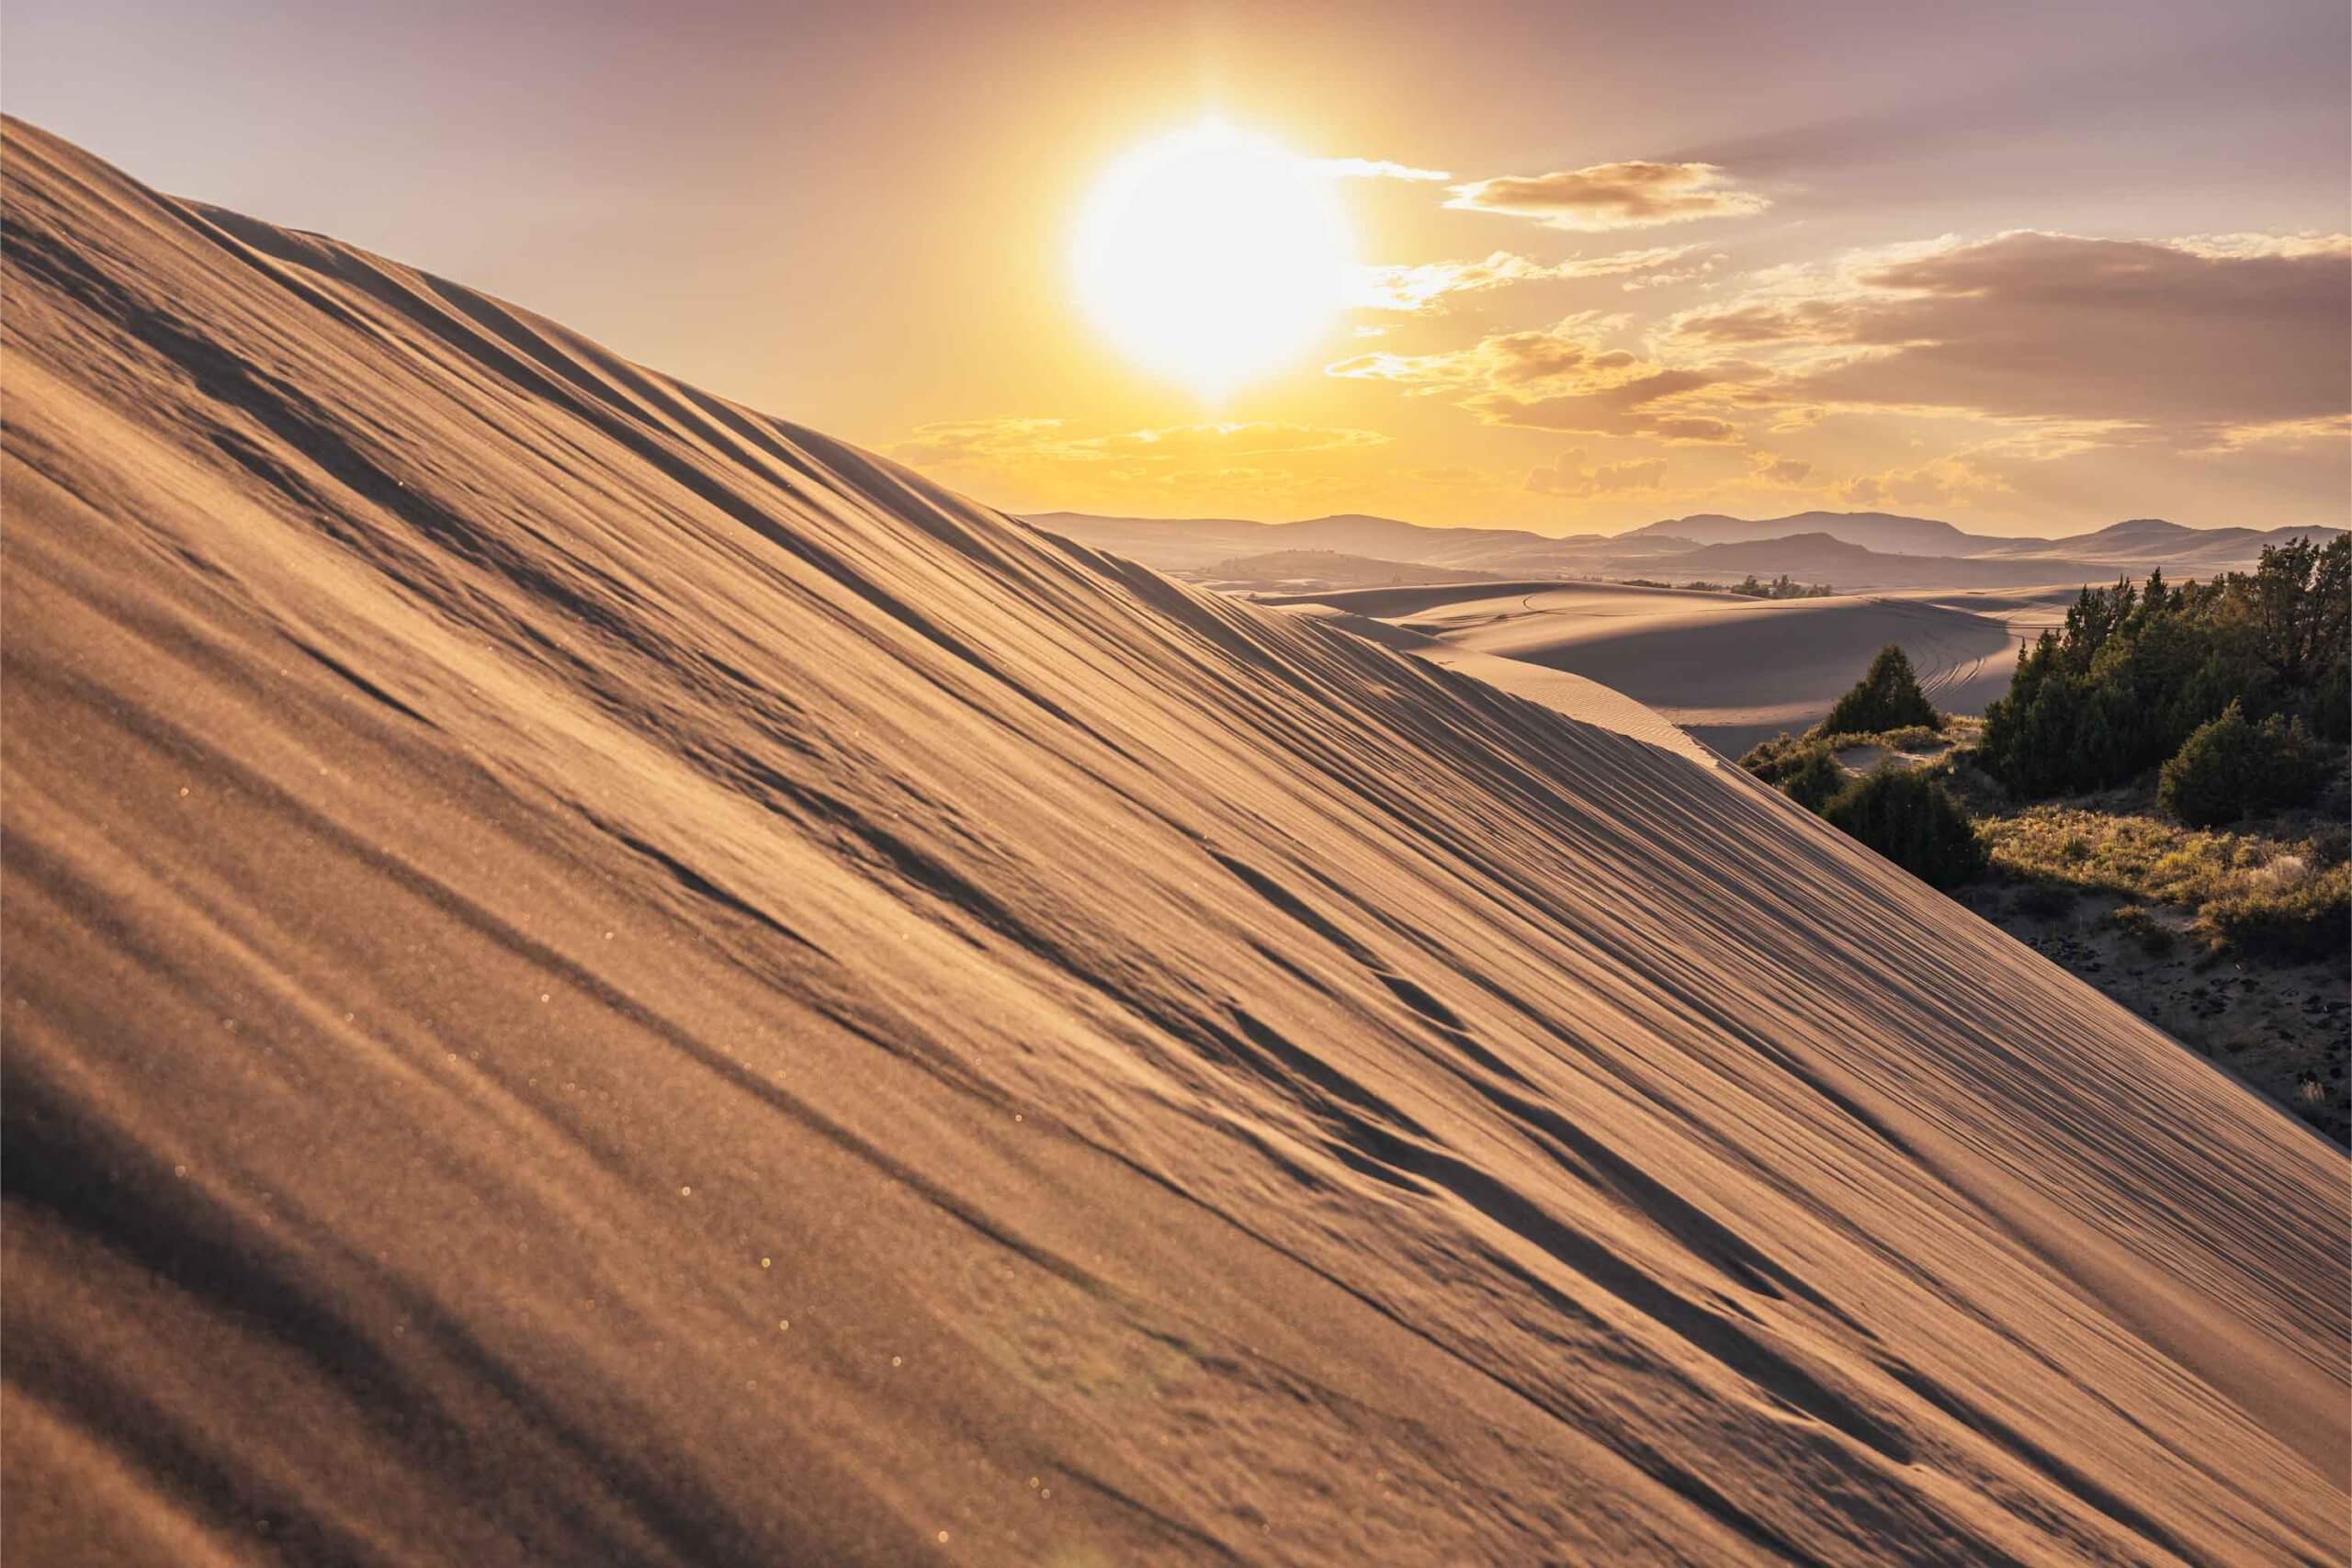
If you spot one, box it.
[5,119,2346,1564]
[1263,581,2082,754]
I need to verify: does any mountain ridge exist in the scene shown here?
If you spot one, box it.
[1034,506,2345,584]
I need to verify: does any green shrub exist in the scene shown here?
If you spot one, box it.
[1781,745,1846,812]
[2156,701,2324,827]
[2316,660,2350,742]
[2202,863,2352,962]
[1737,731,1809,784]
[1820,767,1986,889]
[1820,645,1940,736]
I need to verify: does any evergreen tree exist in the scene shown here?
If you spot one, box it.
[1820,644,1939,736]
[1819,769,1985,889]
[1979,536,2349,798]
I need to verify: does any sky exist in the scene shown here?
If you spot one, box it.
[7,0,2348,536]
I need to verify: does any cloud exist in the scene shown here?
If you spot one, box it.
[1325,314,1636,392]
[1352,244,1724,311]
[1668,231,2352,442]
[2172,232,2352,260]
[1445,162,1769,231]
[1466,369,1746,443]
[1305,156,1452,182]
[890,417,1069,467]
[1747,452,1813,485]
[1329,315,1751,443]
[1608,249,1729,292]
[1354,252,1571,312]
[1527,447,1668,497]
[1835,452,2011,509]
[1555,244,1709,278]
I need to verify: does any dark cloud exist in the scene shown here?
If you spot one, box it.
[1671,231,2352,439]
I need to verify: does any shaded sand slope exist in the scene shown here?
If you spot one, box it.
[1267,581,2057,754]
[4,119,2346,1564]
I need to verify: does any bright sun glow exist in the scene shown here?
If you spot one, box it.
[1074,120,1354,400]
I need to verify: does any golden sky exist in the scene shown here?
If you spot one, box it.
[10,0,2349,536]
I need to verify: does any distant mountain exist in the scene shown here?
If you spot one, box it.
[1025,512,1563,572]
[1186,549,1507,590]
[1031,509,2344,587]
[1659,534,2113,590]
[1979,519,2343,566]
[1623,511,1979,557]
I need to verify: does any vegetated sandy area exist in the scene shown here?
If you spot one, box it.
[1805,732,2350,1143]
[1955,882,2349,1143]
[1261,581,2086,756]
[5,118,2346,1565]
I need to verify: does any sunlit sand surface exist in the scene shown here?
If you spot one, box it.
[5,119,2344,1564]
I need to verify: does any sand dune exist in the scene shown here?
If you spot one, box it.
[1193,548,1508,591]
[5,118,2346,1564]
[1264,580,2082,754]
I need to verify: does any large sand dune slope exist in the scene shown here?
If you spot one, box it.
[4,119,2346,1564]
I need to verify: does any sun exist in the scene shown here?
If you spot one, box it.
[1073,119,1354,400]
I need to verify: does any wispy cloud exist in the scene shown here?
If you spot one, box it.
[1329,314,1751,444]
[1467,370,1746,443]
[1304,156,1452,182]
[1445,162,1769,231]
[1667,230,2352,445]
[1835,452,2011,509]
[1527,447,1668,497]
[1354,252,1569,312]
[1326,313,1636,392]
[1747,451,1813,485]
[1353,245,1723,311]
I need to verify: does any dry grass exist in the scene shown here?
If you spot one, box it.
[1979,806,2349,959]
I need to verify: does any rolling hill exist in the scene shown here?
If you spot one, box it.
[6,118,2346,1565]
[1035,508,2344,589]
[1619,511,1981,557]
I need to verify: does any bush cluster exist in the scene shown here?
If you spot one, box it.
[1711,574,1836,600]
[2203,863,2352,963]
[1820,645,1941,736]
[1817,767,1986,889]
[1623,574,1834,598]
[1978,536,2348,809]
[2156,701,2324,828]
[1781,745,1846,812]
